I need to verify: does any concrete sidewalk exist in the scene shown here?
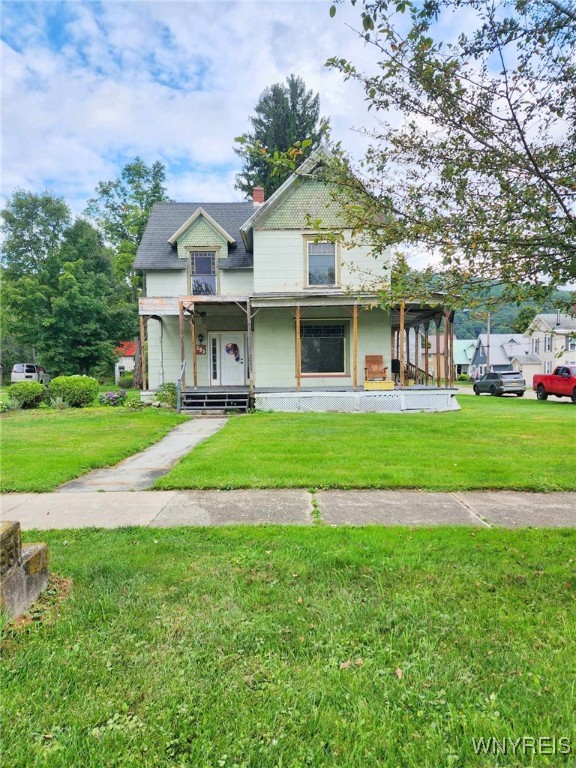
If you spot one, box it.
[57,418,227,492]
[1,489,574,530]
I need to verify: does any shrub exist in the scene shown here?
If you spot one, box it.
[457,373,470,382]
[156,382,177,409]
[118,373,134,389]
[126,398,147,409]
[98,390,128,407]
[49,375,99,408]
[7,381,46,409]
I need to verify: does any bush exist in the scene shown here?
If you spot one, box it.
[118,373,134,389]
[49,376,99,408]
[457,373,471,382]
[126,398,147,409]
[99,390,128,407]
[155,382,177,409]
[7,381,46,409]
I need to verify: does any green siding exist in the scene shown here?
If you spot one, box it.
[259,179,346,230]
[176,217,228,259]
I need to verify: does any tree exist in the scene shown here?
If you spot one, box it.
[0,189,71,280]
[324,0,576,304]
[85,157,170,297]
[235,75,330,199]
[1,191,136,376]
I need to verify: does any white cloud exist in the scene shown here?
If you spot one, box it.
[1,0,382,212]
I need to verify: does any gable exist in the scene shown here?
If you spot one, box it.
[257,178,346,231]
[176,216,230,260]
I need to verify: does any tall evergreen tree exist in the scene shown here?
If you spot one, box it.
[235,75,329,199]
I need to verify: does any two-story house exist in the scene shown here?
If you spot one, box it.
[134,150,458,412]
[469,333,530,377]
[524,312,576,374]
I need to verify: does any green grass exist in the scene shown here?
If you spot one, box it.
[2,526,574,767]
[156,397,576,492]
[0,408,187,492]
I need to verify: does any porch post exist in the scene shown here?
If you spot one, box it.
[295,304,301,391]
[443,310,450,386]
[406,327,411,378]
[179,300,186,390]
[399,301,405,386]
[424,322,430,382]
[449,310,455,387]
[435,316,442,387]
[139,315,147,390]
[414,324,419,383]
[190,314,197,388]
[246,299,254,399]
[352,303,358,390]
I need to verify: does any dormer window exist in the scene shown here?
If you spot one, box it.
[307,241,337,287]
[189,251,216,295]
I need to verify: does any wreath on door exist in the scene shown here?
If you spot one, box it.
[225,343,240,362]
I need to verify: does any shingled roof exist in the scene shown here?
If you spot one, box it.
[134,202,255,271]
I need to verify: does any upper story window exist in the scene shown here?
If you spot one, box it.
[307,242,336,287]
[567,336,576,352]
[544,335,552,352]
[532,337,540,355]
[190,252,216,295]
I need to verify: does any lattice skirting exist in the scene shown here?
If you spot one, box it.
[254,390,460,413]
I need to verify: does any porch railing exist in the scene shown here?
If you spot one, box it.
[176,361,186,413]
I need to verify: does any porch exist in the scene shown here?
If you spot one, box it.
[138,293,458,412]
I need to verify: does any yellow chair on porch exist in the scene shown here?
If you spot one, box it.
[364,355,388,381]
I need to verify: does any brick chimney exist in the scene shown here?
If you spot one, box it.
[252,186,265,206]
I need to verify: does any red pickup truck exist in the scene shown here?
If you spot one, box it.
[533,366,576,403]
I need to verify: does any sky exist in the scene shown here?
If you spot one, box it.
[1,0,388,213]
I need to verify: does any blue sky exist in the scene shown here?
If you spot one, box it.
[1,0,386,212]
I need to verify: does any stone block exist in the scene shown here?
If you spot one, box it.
[1,522,49,620]
[1,520,22,575]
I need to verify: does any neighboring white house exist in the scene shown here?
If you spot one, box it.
[510,353,542,384]
[114,341,136,384]
[523,313,576,374]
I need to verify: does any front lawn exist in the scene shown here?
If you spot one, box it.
[2,526,574,767]
[0,408,188,492]
[156,397,575,491]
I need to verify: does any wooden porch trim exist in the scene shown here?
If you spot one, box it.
[352,303,358,390]
[295,305,301,391]
[435,316,442,388]
[399,301,405,386]
[179,300,186,390]
[190,315,197,388]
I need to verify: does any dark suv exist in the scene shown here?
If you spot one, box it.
[473,371,526,397]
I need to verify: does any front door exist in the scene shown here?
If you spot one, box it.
[213,332,246,385]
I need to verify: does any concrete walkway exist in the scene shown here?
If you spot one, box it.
[1,489,574,530]
[57,418,228,492]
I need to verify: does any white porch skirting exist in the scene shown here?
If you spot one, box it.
[254,389,460,413]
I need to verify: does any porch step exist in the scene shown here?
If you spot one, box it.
[181,390,251,413]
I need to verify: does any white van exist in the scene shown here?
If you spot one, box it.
[10,364,51,385]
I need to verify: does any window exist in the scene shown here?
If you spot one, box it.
[307,242,336,286]
[544,361,552,374]
[545,335,552,352]
[567,336,576,352]
[190,252,216,295]
[532,338,540,354]
[300,323,345,374]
